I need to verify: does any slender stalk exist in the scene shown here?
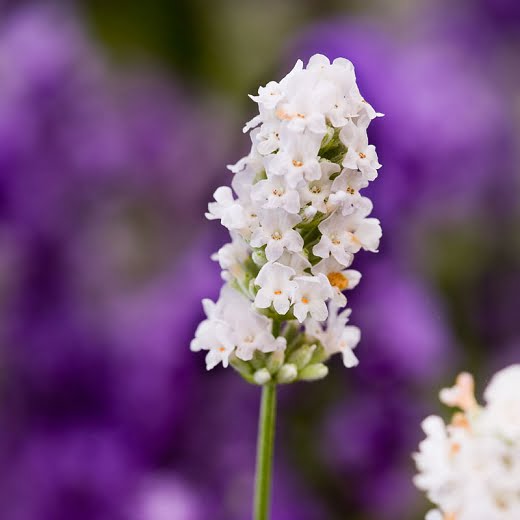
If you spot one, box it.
[253,383,277,520]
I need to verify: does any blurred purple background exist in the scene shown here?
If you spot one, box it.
[0,1,518,519]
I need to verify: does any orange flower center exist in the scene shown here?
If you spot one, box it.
[327,272,348,290]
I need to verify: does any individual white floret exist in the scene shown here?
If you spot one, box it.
[251,175,301,214]
[250,209,303,262]
[298,161,339,214]
[313,210,382,265]
[205,186,247,230]
[254,262,298,315]
[340,120,381,181]
[266,130,323,188]
[305,304,361,367]
[311,256,361,307]
[211,234,250,281]
[278,251,311,276]
[483,364,520,442]
[292,274,333,323]
[328,169,371,216]
[253,119,282,155]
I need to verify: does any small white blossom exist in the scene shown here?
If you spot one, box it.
[292,274,333,323]
[340,120,381,181]
[251,175,301,214]
[250,209,303,262]
[279,251,311,276]
[254,262,297,315]
[299,161,339,214]
[328,169,371,216]
[205,187,247,230]
[253,120,282,155]
[191,285,285,369]
[483,364,520,442]
[267,130,323,188]
[414,365,520,520]
[312,256,361,307]
[313,211,381,265]
[211,235,250,281]
[306,304,361,367]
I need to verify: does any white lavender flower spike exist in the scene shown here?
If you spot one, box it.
[193,54,383,380]
[414,364,520,520]
[192,54,383,520]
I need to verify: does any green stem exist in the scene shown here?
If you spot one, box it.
[253,383,277,520]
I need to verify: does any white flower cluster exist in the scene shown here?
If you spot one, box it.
[414,365,520,520]
[192,54,383,380]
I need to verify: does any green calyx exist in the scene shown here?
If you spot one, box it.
[230,324,329,386]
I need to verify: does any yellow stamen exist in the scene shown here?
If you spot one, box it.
[349,233,361,246]
[274,290,282,295]
[301,297,309,304]
[440,372,478,412]
[292,160,303,167]
[451,412,471,430]
[327,272,348,291]
[359,152,366,159]
[275,108,292,121]
[450,442,461,456]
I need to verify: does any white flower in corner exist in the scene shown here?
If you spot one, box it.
[340,120,381,181]
[250,209,303,262]
[254,262,298,315]
[414,365,520,520]
[292,274,333,323]
[483,364,520,442]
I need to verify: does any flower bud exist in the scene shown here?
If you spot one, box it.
[298,363,328,382]
[276,363,298,384]
[288,344,316,369]
[266,349,285,374]
[253,368,272,385]
[252,249,267,267]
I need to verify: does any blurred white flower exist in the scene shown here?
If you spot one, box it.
[414,365,520,520]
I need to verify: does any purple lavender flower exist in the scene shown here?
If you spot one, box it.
[322,390,427,519]
[0,4,231,517]
[351,259,455,384]
[0,428,139,520]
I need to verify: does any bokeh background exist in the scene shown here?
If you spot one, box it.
[0,0,518,519]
